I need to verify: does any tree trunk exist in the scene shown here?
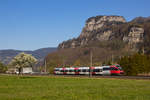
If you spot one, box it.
[18,67,21,75]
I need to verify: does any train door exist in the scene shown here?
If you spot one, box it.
[59,68,64,74]
[79,67,84,75]
[75,67,80,75]
[68,68,75,75]
[84,67,89,75]
[54,68,59,74]
[64,68,69,75]
[102,66,111,75]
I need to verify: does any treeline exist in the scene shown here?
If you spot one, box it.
[118,53,150,76]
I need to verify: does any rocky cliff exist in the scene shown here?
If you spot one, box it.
[58,15,149,52]
[79,16,126,38]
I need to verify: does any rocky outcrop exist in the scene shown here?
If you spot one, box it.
[96,30,112,41]
[123,27,144,44]
[123,27,144,49]
[59,15,126,49]
[58,15,148,52]
[79,16,126,38]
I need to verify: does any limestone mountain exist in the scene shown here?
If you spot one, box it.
[59,16,126,48]
[58,15,150,53]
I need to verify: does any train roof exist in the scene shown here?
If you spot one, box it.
[55,66,111,69]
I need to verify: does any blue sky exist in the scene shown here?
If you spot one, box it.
[0,0,150,50]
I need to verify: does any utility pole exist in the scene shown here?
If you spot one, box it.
[112,54,114,64]
[142,46,145,55]
[45,59,47,73]
[90,49,93,77]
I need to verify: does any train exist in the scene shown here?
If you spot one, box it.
[54,64,124,76]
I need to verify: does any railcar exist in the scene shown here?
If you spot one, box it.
[54,65,124,76]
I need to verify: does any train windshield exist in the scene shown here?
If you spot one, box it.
[114,64,123,71]
[115,64,120,67]
[118,67,123,71]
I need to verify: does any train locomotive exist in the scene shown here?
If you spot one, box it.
[54,64,124,76]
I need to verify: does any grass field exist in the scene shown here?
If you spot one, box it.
[0,75,150,100]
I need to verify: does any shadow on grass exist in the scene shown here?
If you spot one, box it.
[18,76,39,79]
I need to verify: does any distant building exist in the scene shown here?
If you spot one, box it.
[6,67,33,74]
[6,67,18,74]
[22,67,33,74]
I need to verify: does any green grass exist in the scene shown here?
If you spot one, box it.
[0,75,150,100]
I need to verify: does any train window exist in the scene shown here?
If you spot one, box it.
[93,69,103,72]
[116,64,120,67]
[75,69,81,72]
[110,67,115,70]
[93,69,99,72]
[103,68,110,71]
[69,70,74,72]
[111,67,119,71]
[118,67,123,70]
[64,70,69,72]
[114,68,119,71]
[82,69,87,72]
[60,70,64,72]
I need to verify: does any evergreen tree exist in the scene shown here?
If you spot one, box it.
[118,53,150,76]
[0,62,7,73]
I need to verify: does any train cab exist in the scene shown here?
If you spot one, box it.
[110,64,124,75]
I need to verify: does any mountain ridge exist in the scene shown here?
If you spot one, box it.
[0,47,57,64]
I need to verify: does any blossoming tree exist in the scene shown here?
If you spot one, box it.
[10,52,37,74]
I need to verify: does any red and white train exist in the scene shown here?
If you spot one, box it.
[54,64,124,76]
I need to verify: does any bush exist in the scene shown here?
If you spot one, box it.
[0,62,7,73]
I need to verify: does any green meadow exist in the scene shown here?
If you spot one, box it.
[0,75,150,100]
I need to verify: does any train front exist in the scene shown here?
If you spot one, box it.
[110,64,124,75]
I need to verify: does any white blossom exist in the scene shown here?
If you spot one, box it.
[10,52,37,68]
